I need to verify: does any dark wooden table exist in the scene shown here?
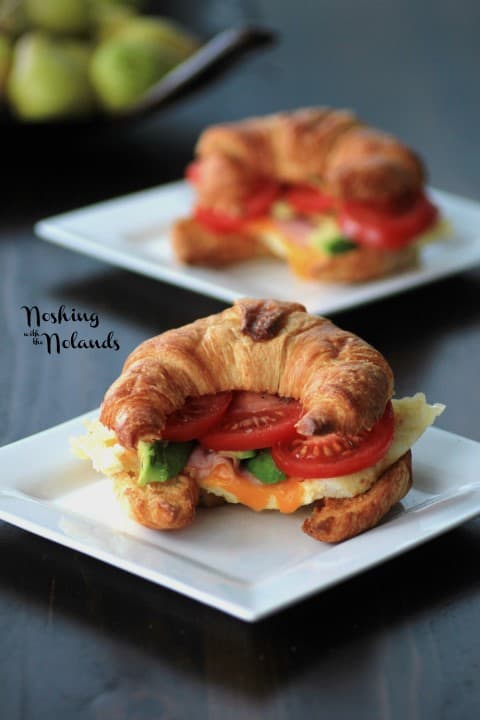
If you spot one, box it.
[2,1,480,718]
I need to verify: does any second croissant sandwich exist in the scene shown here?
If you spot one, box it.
[72,299,443,542]
[173,108,443,282]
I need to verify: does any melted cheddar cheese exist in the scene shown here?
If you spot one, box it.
[200,465,306,513]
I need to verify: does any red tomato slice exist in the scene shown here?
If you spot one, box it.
[272,401,395,478]
[194,206,245,234]
[195,182,281,234]
[185,161,201,184]
[200,391,302,451]
[285,185,337,214]
[245,182,281,217]
[339,193,438,249]
[163,392,232,442]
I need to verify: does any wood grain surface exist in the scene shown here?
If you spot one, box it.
[1,1,480,718]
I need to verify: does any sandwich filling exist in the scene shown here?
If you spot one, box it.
[186,161,443,278]
[72,393,444,513]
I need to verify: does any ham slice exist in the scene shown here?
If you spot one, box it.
[274,218,315,247]
[186,445,238,480]
[186,444,259,484]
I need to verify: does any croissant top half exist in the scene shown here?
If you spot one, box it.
[194,108,425,210]
[100,299,394,450]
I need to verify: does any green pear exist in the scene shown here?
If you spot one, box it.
[24,0,91,35]
[92,0,146,10]
[0,34,12,98]
[92,3,138,42]
[107,16,199,63]
[7,32,96,120]
[89,37,176,111]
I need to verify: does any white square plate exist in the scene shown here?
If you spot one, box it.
[1,415,479,621]
[35,183,480,315]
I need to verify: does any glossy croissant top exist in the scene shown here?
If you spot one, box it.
[193,107,425,217]
[100,299,394,449]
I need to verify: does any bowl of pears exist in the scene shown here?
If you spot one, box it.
[0,0,274,128]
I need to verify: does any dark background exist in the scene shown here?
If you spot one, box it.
[1,1,480,718]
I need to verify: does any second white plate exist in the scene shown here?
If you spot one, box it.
[36,182,480,315]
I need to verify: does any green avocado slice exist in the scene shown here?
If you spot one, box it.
[308,218,357,255]
[244,450,286,484]
[323,236,358,255]
[137,440,194,486]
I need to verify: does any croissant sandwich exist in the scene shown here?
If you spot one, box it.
[172,108,444,282]
[72,299,444,542]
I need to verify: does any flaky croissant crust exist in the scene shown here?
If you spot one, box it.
[195,108,425,208]
[303,451,412,542]
[100,299,394,450]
